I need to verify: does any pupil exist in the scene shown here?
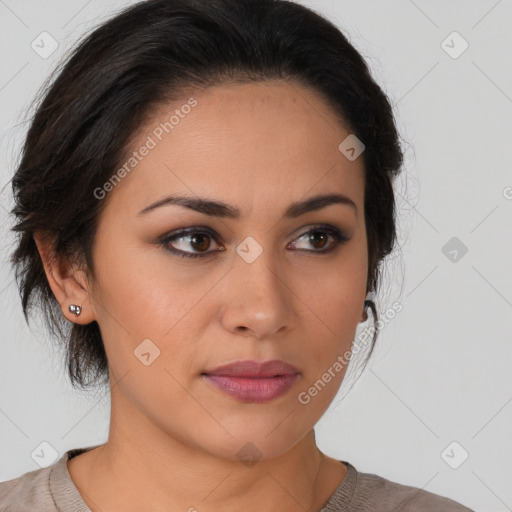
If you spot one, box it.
[192,234,210,251]
[310,231,326,249]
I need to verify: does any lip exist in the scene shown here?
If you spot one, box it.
[203,359,299,377]
[202,359,300,403]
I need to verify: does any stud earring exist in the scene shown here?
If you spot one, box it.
[361,292,375,322]
[68,304,82,317]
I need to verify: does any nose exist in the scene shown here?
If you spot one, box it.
[218,245,297,340]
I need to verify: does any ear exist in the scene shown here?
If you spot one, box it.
[33,231,96,325]
[360,291,371,322]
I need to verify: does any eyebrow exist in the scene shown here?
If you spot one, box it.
[138,192,357,219]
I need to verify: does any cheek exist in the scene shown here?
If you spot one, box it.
[296,247,367,323]
[91,218,366,368]
[91,235,181,331]
[89,242,218,385]
[292,250,367,402]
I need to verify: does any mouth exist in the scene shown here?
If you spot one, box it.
[201,359,300,403]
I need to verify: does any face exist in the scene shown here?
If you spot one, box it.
[85,80,367,461]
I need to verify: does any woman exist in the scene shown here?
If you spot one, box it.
[0,0,474,510]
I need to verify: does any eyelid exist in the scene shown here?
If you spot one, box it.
[159,226,222,249]
[292,223,350,240]
[158,223,350,258]
[290,224,350,251]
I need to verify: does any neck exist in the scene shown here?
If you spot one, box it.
[68,382,347,512]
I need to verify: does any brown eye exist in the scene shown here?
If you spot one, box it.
[307,231,330,250]
[160,228,222,259]
[160,224,349,260]
[189,233,211,252]
[290,226,349,252]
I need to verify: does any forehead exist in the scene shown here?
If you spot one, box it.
[102,80,365,218]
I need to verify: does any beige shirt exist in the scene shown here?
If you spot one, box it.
[0,446,474,511]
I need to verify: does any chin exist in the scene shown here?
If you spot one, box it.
[187,414,315,464]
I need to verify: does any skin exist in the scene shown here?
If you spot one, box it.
[35,80,368,512]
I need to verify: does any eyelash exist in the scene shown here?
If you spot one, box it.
[158,224,350,259]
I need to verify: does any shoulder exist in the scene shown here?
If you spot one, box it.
[353,463,475,511]
[0,447,94,512]
[0,462,55,511]
[322,461,475,512]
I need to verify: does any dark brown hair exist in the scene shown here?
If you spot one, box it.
[10,0,404,390]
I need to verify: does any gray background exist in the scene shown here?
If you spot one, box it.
[1,1,511,510]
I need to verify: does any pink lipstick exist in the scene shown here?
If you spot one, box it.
[202,359,299,403]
